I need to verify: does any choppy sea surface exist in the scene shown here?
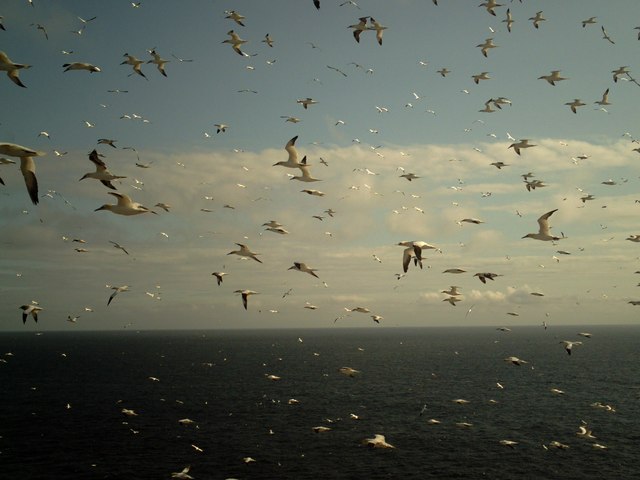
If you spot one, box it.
[1,325,638,479]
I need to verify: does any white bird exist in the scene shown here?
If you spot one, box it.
[171,465,194,480]
[565,99,586,114]
[296,97,318,109]
[225,10,245,26]
[227,243,262,263]
[211,271,228,286]
[95,192,156,216]
[362,434,395,449]
[288,262,319,278]
[222,30,249,56]
[504,356,527,366]
[472,71,491,84]
[538,70,568,86]
[345,307,370,314]
[147,49,169,77]
[508,139,536,155]
[529,11,546,29]
[522,209,560,241]
[612,66,629,82]
[560,340,582,355]
[121,53,147,79]
[443,296,461,306]
[503,8,514,32]
[0,50,31,88]
[63,62,101,73]
[595,88,611,106]
[398,241,437,273]
[273,136,301,168]
[370,315,383,323]
[0,143,46,205]
[368,17,387,45]
[479,0,502,16]
[476,38,498,57]
[348,16,370,43]
[441,286,461,296]
[235,289,259,310]
[290,158,321,182]
[109,241,129,255]
[107,285,129,306]
[339,366,360,377]
[80,149,126,189]
[20,304,42,324]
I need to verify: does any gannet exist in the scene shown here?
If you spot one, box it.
[472,71,491,84]
[95,192,156,216]
[171,465,194,480]
[121,53,147,79]
[538,70,568,86]
[296,97,318,109]
[500,440,519,449]
[565,99,586,114]
[235,289,259,310]
[262,33,273,48]
[479,0,502,16]
[626,235,640,242]
[62,62,101,72]
[595,88,611,106]
[441,286,461,296]
[612,66,629,82]
[301,189,325,196]
[211,272,227,286]
[107,285,129,306]
[443,296,461,306]
[290,161,321,182]
[0,51,31,88]
[503,8,514,32]
[288,262,319,278]
[476,38,498,57]
[490,161,509,169]
[437,68,450,77]
[273,136,301,168]
[146,49,168,76]
[339,366,360,377]
[560,340,582,355]
[222,30,248,56]
[504,356,527,366]
[601,26,615,44]
[371,315,383,323]
[368,18,387,45]
[224,10,245,26]
[529,11,545,29]
[109,241,129,255]
[20,304,42,324]
[281,116,300,123]
[460,218,484,225]
[398,241,437,272]
[474,272,501,283]
[227,243,262,263]
[348,17,369,43]
[313,426,331,433]
[522,209,560,241]
[443,268,466,274]
[508,139,535,155]
[362,434,394,449]
[582,17,597,28]
[80,149,126,189]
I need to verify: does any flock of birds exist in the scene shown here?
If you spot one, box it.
[3,10,640,320]
[3,2,640,475]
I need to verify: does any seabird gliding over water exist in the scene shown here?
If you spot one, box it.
[0,50,31,88]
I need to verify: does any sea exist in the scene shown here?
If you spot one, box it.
[0,325,638,480]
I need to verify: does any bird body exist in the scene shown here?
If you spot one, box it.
[63,62,101,72]
[95,192,155,216]
[288,261,319,278]
[228,243,262,263]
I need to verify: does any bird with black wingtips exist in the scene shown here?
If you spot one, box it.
[20,304,42,324]
[80,149,126,189]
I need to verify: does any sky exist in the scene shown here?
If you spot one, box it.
[1,0,640,331]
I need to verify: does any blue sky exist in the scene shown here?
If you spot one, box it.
[1,0,640,331]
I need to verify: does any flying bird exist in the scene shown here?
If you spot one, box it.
[0,50,31,87]
[107,285,129,306]
[235,289,259,310]
[522,209,561,241]
[63,62,101,73]
[95,192,156,216]
[20,304,42,324]
[80,149,126,189]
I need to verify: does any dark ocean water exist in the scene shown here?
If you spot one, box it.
[0,326,638,479]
